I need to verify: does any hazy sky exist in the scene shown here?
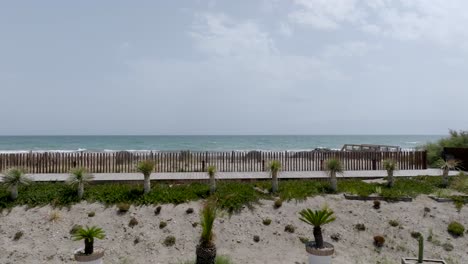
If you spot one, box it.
[1,1,467,135]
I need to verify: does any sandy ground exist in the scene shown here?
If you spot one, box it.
[1,195,467,264]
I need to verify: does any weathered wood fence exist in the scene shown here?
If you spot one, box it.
[0,150,427,173]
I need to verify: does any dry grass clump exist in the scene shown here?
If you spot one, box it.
[118,203,130,213]
[48,211,61,222]
[284,224,295,233]
[273,199,283,209]
[163,236,176,247]
[159,221,167,229]
[129,217,139,228]
[262,218,271,226]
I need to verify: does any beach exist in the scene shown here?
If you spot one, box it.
[1,195,466,264]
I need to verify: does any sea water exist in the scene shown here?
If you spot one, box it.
[0,135,443,152]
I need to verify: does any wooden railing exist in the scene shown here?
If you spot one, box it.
[0,150,427,173]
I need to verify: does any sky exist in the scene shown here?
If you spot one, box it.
[1,0,467,135]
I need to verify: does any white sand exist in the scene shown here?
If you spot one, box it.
[1,195,467,264]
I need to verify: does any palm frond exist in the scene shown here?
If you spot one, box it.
[299,208,336,227]
[2,167,32,188]
[382,159,397,172]
[269,160,281,172]
[207,166,216,177]
[72,226,106,242]
[437,159,461,170]
[67,167,94,186]
[325,159,343,173]
[136,160,155,176]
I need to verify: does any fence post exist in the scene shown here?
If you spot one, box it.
[202,160,206,172]
[262,159,265,171]
[372,159,377,170]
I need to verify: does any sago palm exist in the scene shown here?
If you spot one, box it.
[207,165,217,194]
[269,160,281,193]
[197,201,217,264]
[137,160,155,194]
[67,167,94,199]
[325,158,343,192]
[382,159,397,188]
[72,226,106,255]
[2,167,32,200]
[438,159,461,187]
[299,208,336,248]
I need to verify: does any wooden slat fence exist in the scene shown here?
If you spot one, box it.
[0,150,427,173]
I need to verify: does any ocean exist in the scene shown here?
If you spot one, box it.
[0,135,443,153]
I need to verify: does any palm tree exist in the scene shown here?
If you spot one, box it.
[207,165,216,194]
[382,159,397,188]
[299,208,336,249]
[1,167,32,200]
[137,160,155,194]
[72,226,106,255]
[196,201,217,264]
[269,160,281,193]
[438,159,461,187]
[325,159,343,192]
[67,167,94,199]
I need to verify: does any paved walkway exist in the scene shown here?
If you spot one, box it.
[5,169,459,182]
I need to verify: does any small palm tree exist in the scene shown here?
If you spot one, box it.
[299,208,336,249]
[382,159,397,188]
[67,167,94,199]
[196,201,217,264]
[1,167,32,200]
[438,159,461,187]
[137,160,155,194]
[325,158,343,192]
[72,226,106,255]
[207,165,216,194]
[269,160,281,193]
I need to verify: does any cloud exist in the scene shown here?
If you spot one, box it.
[190,13,277,57]
[288,0,468,49]
[322,41,380,58]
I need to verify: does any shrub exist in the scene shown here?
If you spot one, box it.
[373,200,381,209]
[129,217,139,228]
[423,130,468,167]
[154,206,162,215]
[447,221,465,237]
[389,220,399,227]
[355,223,366,231]
[262,218,272,226]
[88,211,95,217]
[192,222,198,228]
[442,242,454,252]
[117,203,130,213]
[374,235,385,247]
[186,208,194,214]
[273,199,283,209]
[284,224,295,233]
[163,235,176,247]
[410,231,422,239]
[253,235,260,242]
[159,221,167,229]
[13,231,23,241]
[70,224,83,235]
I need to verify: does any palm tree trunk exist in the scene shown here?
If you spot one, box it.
[387,170,394,188]
[330,171,337,192]
[78,183,84,199]
[442,167,449,187]
[313,226,324,249]
[84,239,94,255]
[10,184,18,200]
[144,174,151,194]
[209,174,216,194]
[272,171,278,193]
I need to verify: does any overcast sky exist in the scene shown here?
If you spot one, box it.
[1,1,467,135]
